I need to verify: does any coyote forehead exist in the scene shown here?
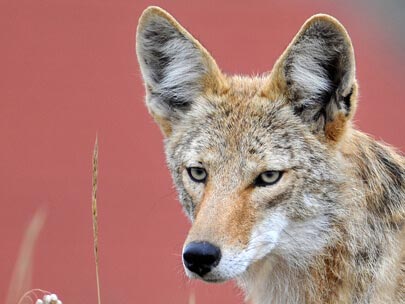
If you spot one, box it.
[136,6,405,304]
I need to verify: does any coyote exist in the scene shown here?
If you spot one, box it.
[136,6,405,303]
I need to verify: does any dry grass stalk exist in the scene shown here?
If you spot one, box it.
[188,292,196,304]
[6,209,46,304]
[92,135,101,304]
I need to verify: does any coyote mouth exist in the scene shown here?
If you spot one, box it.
[198,275,228,284]
[202,277,224,283]
[185,263,238,283]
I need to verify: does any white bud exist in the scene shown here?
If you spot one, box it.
[43,295,51,303]
[35,300,44,304]
[50,294,58,301]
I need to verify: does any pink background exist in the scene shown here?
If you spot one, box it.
[1,1,403,303]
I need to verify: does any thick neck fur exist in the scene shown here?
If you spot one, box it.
[238,129,405,304]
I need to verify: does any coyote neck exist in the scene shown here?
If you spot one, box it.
[239,245,352,304]
[241,229,403,304]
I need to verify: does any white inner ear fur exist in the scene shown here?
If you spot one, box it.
[281,17,355,122]
[287,40,333,107]
[136,13,208,119]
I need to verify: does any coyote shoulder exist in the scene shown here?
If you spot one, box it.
[136,6,405,304]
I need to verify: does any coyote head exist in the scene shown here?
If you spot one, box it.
[136,7,357,283]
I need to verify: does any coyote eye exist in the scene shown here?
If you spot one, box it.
[187,167,207,183]
[254,171,283,187]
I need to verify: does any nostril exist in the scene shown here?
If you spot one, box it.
[183,241,221,276]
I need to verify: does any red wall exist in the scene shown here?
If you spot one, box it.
[1,1,403,303]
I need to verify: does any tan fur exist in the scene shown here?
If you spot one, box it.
[188,187,257,248]
[136,7,405,303]
[151,113,172,137]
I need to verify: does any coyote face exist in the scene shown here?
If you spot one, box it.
[164,93,344,283]
[136,7,405,303]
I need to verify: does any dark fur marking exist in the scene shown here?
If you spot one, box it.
[148,49,171,83]
[265,190,293,209]
[355,244,381,265]
[150,91,190,110]
[319,56,339,108]
[292,104,305,117]
[377,148,404,184]
[343,87,353,115]
[357,142,404,224]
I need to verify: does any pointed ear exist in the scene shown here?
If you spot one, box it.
[136,7,226,136]
[268,14,358,142]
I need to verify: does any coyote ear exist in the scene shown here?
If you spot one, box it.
[136,6,226,136]
[269,14,357,142]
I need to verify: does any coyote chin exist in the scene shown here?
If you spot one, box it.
[136,7,405,304]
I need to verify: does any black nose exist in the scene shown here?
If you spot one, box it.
[183,241,221,277]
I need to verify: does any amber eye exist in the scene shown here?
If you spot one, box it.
[254,171,283,187]
[187,167,207,183]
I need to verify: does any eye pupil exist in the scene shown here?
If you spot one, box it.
[187,167,207,183]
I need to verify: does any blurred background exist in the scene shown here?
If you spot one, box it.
[1,0,404,303]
